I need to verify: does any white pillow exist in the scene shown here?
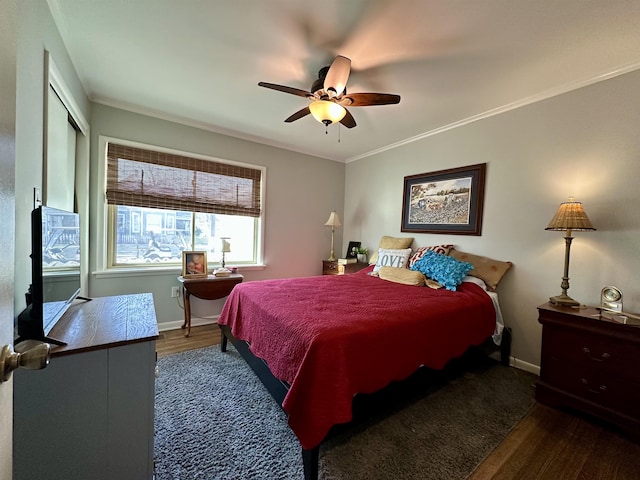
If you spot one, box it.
[372,248,412,273]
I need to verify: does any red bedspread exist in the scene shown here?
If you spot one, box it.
[218,267,496,449]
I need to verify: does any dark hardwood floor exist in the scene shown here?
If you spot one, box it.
[156,325,640,479]
[468,403,640,479]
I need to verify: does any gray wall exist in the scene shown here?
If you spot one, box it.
[14,0,90,315]
[10,1,90,474]
[88,104,345,327]
[13,0,640,370]
[344,69,640,369]
[12,0,345,332]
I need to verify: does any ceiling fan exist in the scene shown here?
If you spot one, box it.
[258,55,401,130]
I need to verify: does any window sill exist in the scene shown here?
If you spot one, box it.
[93,264,266,279]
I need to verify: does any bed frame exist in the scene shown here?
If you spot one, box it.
[219,324,511,480]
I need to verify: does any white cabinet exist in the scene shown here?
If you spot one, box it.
[14,294,158,480]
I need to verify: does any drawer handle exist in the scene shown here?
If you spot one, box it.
[581,378,607,394]
[582,347,611,362]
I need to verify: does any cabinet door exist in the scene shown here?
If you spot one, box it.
[14,350,109,480]
[14,342,156,480]
[107,341,156,479]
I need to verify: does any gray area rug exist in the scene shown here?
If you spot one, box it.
[154,345,536,479]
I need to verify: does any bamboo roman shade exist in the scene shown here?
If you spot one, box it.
[106,143,261,217]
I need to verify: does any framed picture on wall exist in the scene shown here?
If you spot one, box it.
[401,163,486,235]
[182,251,208,278]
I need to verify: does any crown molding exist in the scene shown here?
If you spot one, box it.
[345,61,640,163]
[90,95,343,163]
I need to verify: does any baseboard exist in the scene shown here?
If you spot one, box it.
[158,315,219,333]
[510,357,540,376]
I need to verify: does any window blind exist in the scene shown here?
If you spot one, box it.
[106,143,261,217]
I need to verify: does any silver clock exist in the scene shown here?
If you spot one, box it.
[601,286,623,313]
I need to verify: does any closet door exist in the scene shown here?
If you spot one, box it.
[45,85,76,211]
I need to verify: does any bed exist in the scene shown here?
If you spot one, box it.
[218,253,511,479]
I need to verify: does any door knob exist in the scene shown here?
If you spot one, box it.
[0,340,51,383]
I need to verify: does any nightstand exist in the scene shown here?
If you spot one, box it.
[536,302,640,440]
[322,260,369,275]
[178,274,243,337]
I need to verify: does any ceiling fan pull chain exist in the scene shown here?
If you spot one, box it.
[338,123,341,143]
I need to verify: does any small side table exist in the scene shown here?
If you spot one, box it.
[177,274,243,337]
[322,260,369,275]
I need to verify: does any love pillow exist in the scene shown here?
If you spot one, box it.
[372,248,412,273]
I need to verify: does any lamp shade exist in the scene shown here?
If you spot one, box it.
[309,100,346,125]
[324,211,342,227]
[545,198,596,232]
[221,238,231,253]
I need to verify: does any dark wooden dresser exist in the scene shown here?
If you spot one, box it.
[322,260,369,275]
[536,302,640,440]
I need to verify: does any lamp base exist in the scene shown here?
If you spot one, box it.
[549,293,580,307]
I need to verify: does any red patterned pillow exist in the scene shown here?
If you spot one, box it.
[407,245,454,269]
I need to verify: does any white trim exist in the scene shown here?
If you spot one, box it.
[46,50,89,135]
[345,61,640,163]
[97,135,267,272]
[157,316,218,333]
[92,264,265,279]
[75,129,91,298]
[99,135,265,171]
[160,321,541,375]
[96,136,109,271]
[42,50,91,297]
[511,357,540,376]
[92,95,342,162]
[91,61,640,165]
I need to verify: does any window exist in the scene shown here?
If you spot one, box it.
[105,142,264,269]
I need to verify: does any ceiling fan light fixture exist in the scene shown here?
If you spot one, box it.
[258,55,400,130]
[309,100,346,126]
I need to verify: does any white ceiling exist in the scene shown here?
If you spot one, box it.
[48,0,640,162]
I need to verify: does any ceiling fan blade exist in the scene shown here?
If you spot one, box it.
[324,56,351,97]
[258,82,312,98]
[342,92,401,107]
[284,107,311,123]
[340,108,357,129]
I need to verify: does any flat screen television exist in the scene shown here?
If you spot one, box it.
[17,206,82,345]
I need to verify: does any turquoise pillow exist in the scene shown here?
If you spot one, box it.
[410,250,473,291]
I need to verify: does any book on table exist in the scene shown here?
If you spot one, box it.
[337,258,357,264]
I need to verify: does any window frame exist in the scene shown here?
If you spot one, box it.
[96,135,266,275]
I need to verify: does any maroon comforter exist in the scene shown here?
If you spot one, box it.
[218,267,496,449]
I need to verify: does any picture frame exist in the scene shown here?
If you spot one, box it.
[346,241,361,258]
[181,251,208,278]
[401,163,486,235]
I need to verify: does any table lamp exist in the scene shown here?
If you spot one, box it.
[221,237,231,269]
[545,197,596,306]
[324,212,342,261]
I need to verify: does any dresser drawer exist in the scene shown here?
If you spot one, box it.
[322,261,368,276]
[543,360,640,412]
[542,325,640,382]
[322,261,340,275]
